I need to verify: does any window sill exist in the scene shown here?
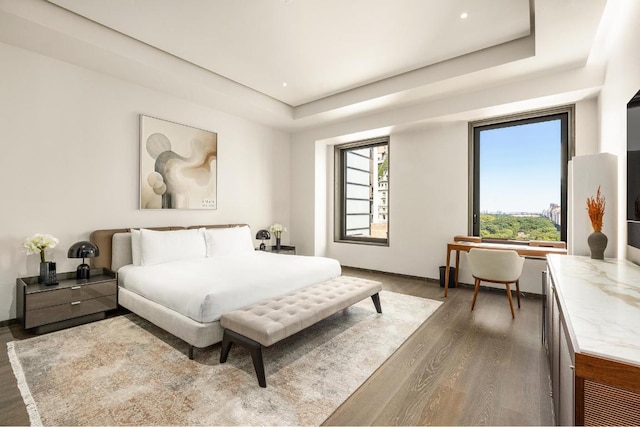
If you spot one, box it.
[334,239,389,247]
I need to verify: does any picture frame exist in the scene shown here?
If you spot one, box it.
[140,115,218,210]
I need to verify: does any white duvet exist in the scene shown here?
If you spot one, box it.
[118,252,341,323]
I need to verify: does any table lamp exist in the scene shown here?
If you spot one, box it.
[255,229,271,250]
[68,241,100,280]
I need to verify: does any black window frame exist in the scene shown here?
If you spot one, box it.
[470,107,572,243]
[334,136,390,246]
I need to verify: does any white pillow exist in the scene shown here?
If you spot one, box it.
[140,228,207,266]
[131,229,141,266]
[205,226,254,256]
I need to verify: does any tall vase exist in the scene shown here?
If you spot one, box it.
[588,231,608,260]
[39,261,58,285]
[276,237,281,250]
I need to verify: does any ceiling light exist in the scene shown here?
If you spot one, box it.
[460,12,468,19]
[282,82,288,87]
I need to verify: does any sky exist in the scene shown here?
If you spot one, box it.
[479,119,561,213]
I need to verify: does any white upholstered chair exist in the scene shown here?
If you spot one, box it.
[466,248,525,318]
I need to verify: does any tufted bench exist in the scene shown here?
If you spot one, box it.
[219,275,383,387]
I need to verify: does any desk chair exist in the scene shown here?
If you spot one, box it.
[466,248,525,318]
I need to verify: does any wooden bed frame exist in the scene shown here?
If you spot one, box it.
[90,224,246,359]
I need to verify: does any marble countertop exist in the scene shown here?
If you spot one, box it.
[547,254,640,367]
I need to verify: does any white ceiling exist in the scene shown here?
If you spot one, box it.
[47,0,531,107]
[0,0,611,131]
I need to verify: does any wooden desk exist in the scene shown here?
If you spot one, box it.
[443,241,567,297]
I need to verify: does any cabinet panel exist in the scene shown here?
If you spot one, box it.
[551,288,560,424]
[559,324,575,426]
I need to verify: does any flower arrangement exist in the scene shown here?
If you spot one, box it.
[269,224,287,239]
[24,233,59,263]
[586,186,605,232]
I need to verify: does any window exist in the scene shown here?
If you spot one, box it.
[335,137,389,245]
[471,108,571,242]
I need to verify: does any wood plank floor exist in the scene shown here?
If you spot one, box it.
[0,267,553,426]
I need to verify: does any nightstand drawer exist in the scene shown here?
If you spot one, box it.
[25,281,116,311]
[25,295,117,328]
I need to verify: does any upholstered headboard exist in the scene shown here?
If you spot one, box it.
[90,224,247,271]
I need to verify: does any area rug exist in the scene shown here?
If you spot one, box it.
[8,290,441,426]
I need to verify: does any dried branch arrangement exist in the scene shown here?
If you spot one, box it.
[586,185,605,232]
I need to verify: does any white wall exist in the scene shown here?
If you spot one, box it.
[326,123,468,279]
[288,99,599,294]
[596,0,640,263]
[0,41,291,321]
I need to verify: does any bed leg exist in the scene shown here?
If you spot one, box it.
[188,345,194,360]
[371,293,382,313]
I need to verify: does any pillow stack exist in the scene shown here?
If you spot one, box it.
[130,226,255,266]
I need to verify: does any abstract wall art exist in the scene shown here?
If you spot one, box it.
[140,115,217,209]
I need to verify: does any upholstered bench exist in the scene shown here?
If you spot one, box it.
[219,275,383,387]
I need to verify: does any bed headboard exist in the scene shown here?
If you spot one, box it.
[90,224,247,271]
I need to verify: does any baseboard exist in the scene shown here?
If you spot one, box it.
[341,265,438,283]
[0,318,19,328]
[341,265,542,299]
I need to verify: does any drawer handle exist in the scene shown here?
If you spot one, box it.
[71,301,81,306]
[71,286,81,290]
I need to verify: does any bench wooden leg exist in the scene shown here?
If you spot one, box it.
[220,332,232,363]
[220,329,267,388]
[371,293,382,313]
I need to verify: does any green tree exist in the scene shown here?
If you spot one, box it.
[480,214,560,241]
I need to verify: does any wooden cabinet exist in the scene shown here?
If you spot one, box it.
[545,255,640,426]
[16,268,117,333]
[545,273,574,426]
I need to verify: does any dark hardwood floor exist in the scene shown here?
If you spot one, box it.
[0,267,553,426]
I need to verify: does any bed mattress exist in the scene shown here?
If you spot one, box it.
[117,252,341,323]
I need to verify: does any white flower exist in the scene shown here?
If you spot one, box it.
[269,224,287,238]
[24,233,59,262]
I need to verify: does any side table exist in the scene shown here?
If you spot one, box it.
[16,268,118,334]
[258,245,296,255]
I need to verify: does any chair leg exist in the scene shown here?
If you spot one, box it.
[505,282,515,319]
[471,278,481,311]
[515,279,521,309]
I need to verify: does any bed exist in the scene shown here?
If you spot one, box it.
[90,225,341,358]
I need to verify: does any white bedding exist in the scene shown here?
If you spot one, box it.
[118,251,341,323]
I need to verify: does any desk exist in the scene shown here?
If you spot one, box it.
[443,241,567,297]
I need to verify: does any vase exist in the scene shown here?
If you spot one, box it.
[588,231,608,260]
[276,237,281,250]
[39,261,58,285]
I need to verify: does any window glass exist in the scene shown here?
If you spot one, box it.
[472,111,569,242]
[336,138,389,244]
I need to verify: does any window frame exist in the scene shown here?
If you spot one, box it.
[469,106,573,243]
[334,136,390,246]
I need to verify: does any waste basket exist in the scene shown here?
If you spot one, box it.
[439,266,455,288]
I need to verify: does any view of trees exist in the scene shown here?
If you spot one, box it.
[480,214,560,241]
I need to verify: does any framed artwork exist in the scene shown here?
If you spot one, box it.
[140,115,217,210]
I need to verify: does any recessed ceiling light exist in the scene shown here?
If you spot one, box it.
[460,12,468,19]
[282,82,288,87]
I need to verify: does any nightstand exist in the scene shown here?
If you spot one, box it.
[260,245,296,255]
[16,268,117,334]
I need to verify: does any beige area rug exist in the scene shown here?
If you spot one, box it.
[8,290,441,426]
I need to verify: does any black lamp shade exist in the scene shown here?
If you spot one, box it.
[255,229,271,240]
[68,241,100,280]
